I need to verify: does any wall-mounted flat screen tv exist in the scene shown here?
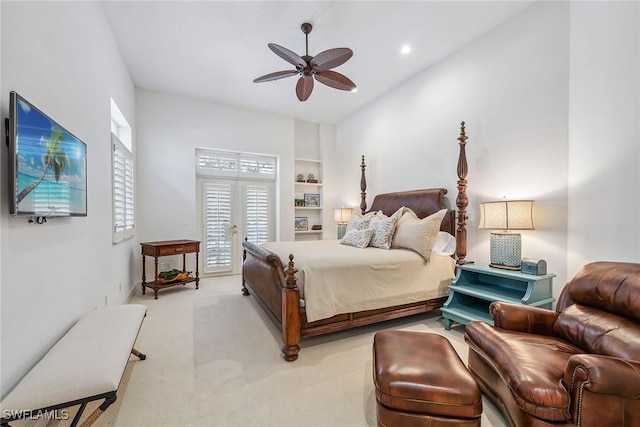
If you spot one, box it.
[8,91,87,217]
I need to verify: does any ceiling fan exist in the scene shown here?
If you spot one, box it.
[253,23,356,102]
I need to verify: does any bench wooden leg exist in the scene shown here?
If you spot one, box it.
[131,348,146,360]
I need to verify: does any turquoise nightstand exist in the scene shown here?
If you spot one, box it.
[441,263,555,330]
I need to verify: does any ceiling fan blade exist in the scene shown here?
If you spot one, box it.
[268,43,306,69]
[311,48,353,71]
[315,70,356,92]
[253,70,299,83]
[296,76,314,101]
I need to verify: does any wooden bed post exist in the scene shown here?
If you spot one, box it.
[282,254,301,361]
[456,121,469,264]
[360,155,367,214]
[241,238,249,295]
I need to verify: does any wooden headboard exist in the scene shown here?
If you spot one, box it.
[358,121,469,263]
[367,189,455,236]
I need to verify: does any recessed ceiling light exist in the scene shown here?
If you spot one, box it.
[401,45,412,55]
[351,88,358,93]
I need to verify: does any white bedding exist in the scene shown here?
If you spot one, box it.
[261,240,456,322]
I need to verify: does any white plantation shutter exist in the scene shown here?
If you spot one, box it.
[244,185,271,244]
[239,155,276,179]
[203,183,233,273]
[196,149,276,180]
[112,134,134,241]
[197,151,238,177]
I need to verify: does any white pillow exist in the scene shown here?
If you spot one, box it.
[391,208,448,262]
[432,232,457,256]
[340,228,375,249]
[368,207,404,249]
[345,211,376,234]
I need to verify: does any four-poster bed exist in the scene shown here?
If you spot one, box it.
[241,122,470,361]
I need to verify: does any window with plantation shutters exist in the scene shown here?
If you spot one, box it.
[197,151,238,177]
[196,148,276,275]
[244,185,270,244]
[203,183,233,273]
[111,97,134,243]
[196,149,276,180]
[112,134,134,241]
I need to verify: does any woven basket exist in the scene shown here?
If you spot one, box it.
[157,271,190,283]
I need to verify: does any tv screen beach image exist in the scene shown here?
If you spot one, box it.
[13,97,87,216]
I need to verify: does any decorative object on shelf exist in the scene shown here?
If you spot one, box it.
[307,173,318,183]
[296,174,305,182]
[304,193,320,207]
[478,200,534,270]
[295,198,305,207]
[333,207,354,239]
[294,217,308,231]
[520,257,547,275]
[311,224,322,231]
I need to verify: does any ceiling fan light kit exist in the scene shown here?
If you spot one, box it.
[253,22,357,102]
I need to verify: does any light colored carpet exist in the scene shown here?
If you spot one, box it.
[83,275,508,427]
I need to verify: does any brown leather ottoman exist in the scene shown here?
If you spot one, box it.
[373,330,482,427]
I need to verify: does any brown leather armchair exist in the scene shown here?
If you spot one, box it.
[464,261,640,427]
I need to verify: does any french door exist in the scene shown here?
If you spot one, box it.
[198,179,274,275]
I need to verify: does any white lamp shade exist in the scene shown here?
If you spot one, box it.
[478,200,534,230]
[333,207,353,223]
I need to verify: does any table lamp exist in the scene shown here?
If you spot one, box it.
[478,200,534,270]
[333,207,353,239]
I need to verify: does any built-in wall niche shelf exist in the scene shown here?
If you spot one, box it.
[295,182,323,187]
[295,157,323,240]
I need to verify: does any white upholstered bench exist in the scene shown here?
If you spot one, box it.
[0,304,147,427]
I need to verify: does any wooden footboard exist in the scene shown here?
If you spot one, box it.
[242,240,301,361]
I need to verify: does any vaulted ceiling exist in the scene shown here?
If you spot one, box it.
[101,1,534,123]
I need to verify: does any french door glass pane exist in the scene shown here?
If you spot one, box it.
[245,185,270,244]
[203,183,233,272]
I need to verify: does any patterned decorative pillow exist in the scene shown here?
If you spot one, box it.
[391,208,448,261]
[368,208,404,249]
[340,228,375,249]
[345,211,376,234]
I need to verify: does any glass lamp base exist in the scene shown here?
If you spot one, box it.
[337,223,347,239]
[489,232,521,269]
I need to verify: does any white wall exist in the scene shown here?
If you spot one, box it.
[337,2,570,293]
[135,89,297,275]
[295,119,320,160]
[567,2,640,273]
[319,123,339,240]
[0,2,136,396]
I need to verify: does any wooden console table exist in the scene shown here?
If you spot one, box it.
[141,239,200,299]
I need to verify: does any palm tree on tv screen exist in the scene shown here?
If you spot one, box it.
[16,125,72,204]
